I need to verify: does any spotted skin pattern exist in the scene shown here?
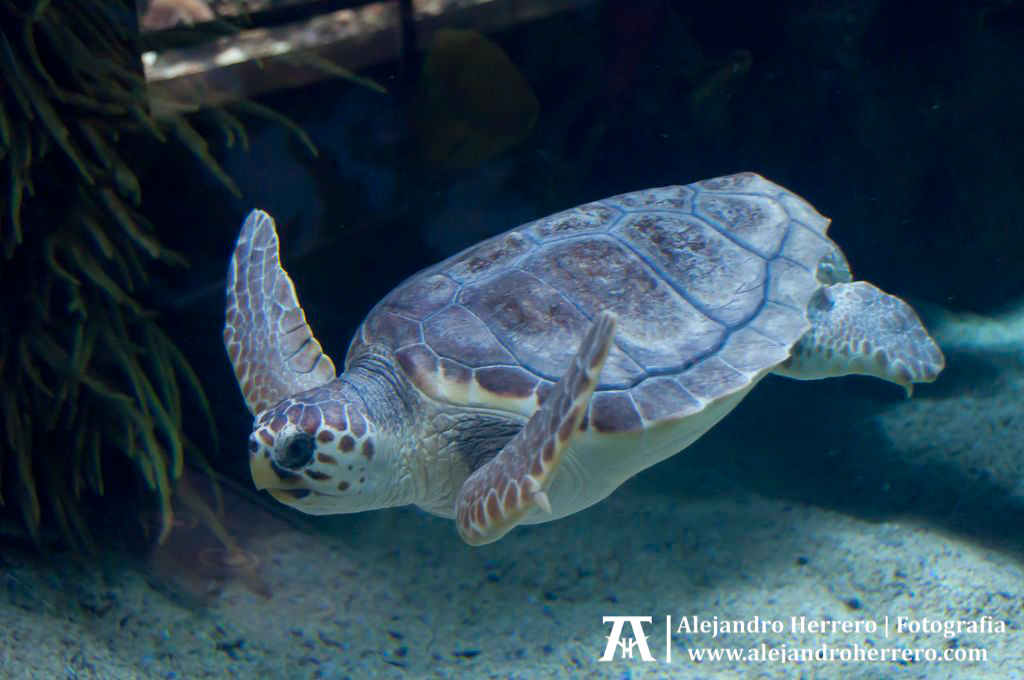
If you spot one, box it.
[247,382,378,504]
[456,312,616,546]
[225,210,336,416]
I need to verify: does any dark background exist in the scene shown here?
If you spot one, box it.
[139,0,1024,503]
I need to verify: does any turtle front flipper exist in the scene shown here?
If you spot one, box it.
[224,210,337,416]
[455,312,617,546]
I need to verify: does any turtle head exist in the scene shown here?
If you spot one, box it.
[225,210,416,514]
[247,383,403,514]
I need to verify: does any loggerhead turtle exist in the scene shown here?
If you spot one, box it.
[224,172,944,545]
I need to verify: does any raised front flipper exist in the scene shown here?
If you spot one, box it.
[455,312,617,546]
[224,210,337,416]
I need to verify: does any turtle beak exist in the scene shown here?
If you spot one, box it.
[267,489,300,504]
[249,454,281,491]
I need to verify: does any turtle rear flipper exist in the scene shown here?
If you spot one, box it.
[455,312,617,546]
[774,281,945,395]
[224,210,337,416]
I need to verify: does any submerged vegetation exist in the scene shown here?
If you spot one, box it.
[0,0,250,548]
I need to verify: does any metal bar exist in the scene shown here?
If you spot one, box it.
[143,0,600,118]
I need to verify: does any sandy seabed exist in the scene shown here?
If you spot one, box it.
[2,304,1023,680]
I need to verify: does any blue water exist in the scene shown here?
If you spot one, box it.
[3,1,1024,678]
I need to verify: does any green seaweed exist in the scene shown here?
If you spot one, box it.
[0,0,236,550]
[0,0,379,552]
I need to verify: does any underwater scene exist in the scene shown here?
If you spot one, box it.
[1,0,1023,678]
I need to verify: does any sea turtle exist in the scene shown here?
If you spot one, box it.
[224,172,944,545]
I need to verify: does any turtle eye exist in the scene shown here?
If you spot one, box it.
[279,433,315,469]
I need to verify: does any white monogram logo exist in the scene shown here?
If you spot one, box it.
[600,616,655,661]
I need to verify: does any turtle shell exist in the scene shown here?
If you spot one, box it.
[349,173,838,433]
